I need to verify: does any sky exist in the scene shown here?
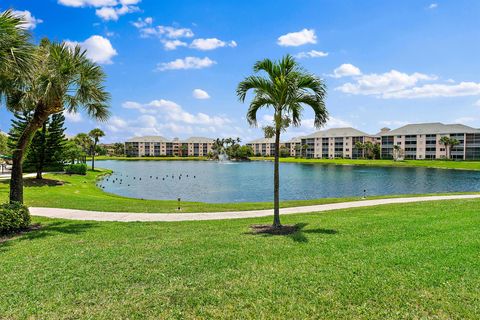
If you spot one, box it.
[1,0,480,143]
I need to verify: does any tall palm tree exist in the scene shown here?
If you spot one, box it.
[439,136,450,159]
[393,144,401,161]
[237,55,328,228]
[449,138,460,159]
[0,10,34,102]
[89,128,105,170]
[6,39,110,203]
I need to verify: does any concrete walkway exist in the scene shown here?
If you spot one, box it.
[30,194,480,222]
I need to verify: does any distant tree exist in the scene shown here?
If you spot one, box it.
[95,145,108,156]
[64,140,85,164]
[439,136,451,159]
[393,144,401,161]
[355,141,365,158]
[449,138,460,159]
[302,144,309,158]
[89,128,105,170]
[294,145,301,158]
[0,133,8,155]
[180,144,188,157]
[372,143,381,160]
[113,143,125,156]
[279,146,290,158]
[74,133,93,163]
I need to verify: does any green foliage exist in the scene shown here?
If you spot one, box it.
[63,140,86,164]
[210,137,244,159]
[112,143,125,156]
[8,112,67,173]
[0,202,30,235]
[65,163,87,175]
[0,132,9,155]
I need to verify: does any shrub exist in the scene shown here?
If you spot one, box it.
[0,202,31,235]
[65,163,87,175]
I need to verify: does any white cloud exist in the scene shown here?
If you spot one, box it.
[12,10,43,30]
[295,50,328,59]
[332,63,362,78]
[58,0,139,21]
[108,98,236,138]
[190,38,237,50]
[162,40,187,50]
[156,57,216,71]
[192,89,210,99]
[58,0,118,7]
[454,117,476,124]
[337,69,437,97]
[132,18,194,39]
[428,3,438,9]
[382,81,480,99]
[379,120,409,127]
[277,28,317,47]
[63,111,83,123]
[65,35,117,64]
[474,100,480,107]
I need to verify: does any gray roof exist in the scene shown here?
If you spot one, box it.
[126,136,214,143]
[247,137,276,144]
[284,136,303,143]
[303,127,371,139]
[125,136,169,143]
[379,123,480,136]
[182,136,214,143]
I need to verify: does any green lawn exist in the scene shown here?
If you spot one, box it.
[251,157,480,171]
[1,199,480,318]
[91,155,209,161]
[1,170,477,213]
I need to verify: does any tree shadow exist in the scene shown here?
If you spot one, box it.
[246,222,338,243]
[0,221,97,252]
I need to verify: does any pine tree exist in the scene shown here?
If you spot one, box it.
[9,112,67,179]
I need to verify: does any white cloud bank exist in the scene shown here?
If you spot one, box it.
[190,38,237,51]
[156,57,216,71]
[65,35,118,64]
[295,50,328,59]
[12,10,43,30]
[58,0,140,21]
[192,89,210,99]
[334,63,480,99]
[277,28,317,47]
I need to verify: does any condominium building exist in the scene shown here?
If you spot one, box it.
[246,137,277,156]
[125,136,214,157]
[301,127,376,159]
[284,137,303,157]
[379,123,480,160]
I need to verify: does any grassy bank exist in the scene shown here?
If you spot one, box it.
[90,156,209,161]
[0,170,477,213]
[251,157,480,171]
[2,199,480,318]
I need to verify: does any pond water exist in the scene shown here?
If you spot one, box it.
[97,160,480,203]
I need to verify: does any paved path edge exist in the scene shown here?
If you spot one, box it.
[29,194,480,222]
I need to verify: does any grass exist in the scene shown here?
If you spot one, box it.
[1,170,477,213]
[1,199,480,318]
[251,157,480,171]
[91,155,209,161]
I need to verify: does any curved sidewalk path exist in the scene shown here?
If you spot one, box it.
[30,194,480,222]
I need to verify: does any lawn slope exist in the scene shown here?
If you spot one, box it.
[1,199,480,318]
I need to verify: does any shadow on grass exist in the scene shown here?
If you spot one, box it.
[0,178,70,188]
[247,222,338,243]
[0,221,97,252]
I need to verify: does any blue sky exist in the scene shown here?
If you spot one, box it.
[1,0,480,143]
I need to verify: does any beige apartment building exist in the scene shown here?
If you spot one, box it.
[300,127,376,159]
[379,123,480,160]
[125,136,214,157]
[246,137,277,156]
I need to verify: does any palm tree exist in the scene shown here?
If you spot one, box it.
[354,141,365,158]
[393,144,401,161]
[237,55,328,228]
[6,40,110,203]
[89,128,105,170]
[439,136,450,159]
[449,138,460,159]
[0,10,35,102]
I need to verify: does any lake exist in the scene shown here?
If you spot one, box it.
[97,160,480,203]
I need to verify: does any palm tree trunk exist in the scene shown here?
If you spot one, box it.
[10,106,49,203]
[273,127,281,228]
[36,121,47,180]
[92,143,96,171]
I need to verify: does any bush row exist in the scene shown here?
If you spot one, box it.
[65,163,87,175]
